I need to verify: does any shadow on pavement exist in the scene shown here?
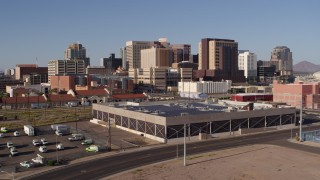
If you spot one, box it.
[19,151,36,156]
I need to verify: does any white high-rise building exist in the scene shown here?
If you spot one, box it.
[238,50,257,81]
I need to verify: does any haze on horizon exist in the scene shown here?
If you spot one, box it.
[0,0,319,69]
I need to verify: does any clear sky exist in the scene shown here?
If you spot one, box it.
[0,0,319,70]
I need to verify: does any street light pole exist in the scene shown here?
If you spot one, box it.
[0,170,14,180]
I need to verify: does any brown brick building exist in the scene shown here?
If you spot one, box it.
[197,38,245,83]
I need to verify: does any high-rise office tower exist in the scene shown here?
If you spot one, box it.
[270,46,292,76]
[100,53,122,74]
[125,38,174,69]
[64,43,90,67]
[170,44,191,63]
[140,47,171,68]
[238,50,257,81]
[125,41,154,69]
[120,47,127,70]
[197,38,245,82]
[48,59,85,83]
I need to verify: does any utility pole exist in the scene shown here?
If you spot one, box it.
[108,118,111,151]
[56,135,59,164]
[183,123,186,166]
[299,95,303,141]
[75,106,78,133]
[176,130,179,159]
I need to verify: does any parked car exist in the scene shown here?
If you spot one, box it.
[68,134,84,141]
[86,145,99,152]
[7,141,13,148]
[41,138,48,145]
[32,154,46,164]
[1,127,9,133]
[32,139,41,146]
[13,131,20,137]
[20,161,33,168]
[10,147,19,156]
[85,145,106,152]
[39,146,47,153]
[55,130,70,136]
[56,143,64,150]
[0,133,4,138]
[81,139,93,145]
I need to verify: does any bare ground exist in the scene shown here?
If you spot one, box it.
[108,144,320,180]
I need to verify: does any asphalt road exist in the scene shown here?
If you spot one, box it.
[23,126,320,180]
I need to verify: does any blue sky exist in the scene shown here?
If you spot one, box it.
[0,0,319,69]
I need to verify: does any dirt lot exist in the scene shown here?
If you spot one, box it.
[109,144,320,180]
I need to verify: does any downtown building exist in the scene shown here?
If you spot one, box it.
[64,43,90,67]
[196,38,245,83]
[271,46,293,76]
[170,44,192,63]
[100,53,123,74]
[48,59,87,91]
[258,46,293,84]
[127,38,193,92]
[124,38,191,69]
[238,50,257,82]
[15,64,48,84]
[125,41,156,69]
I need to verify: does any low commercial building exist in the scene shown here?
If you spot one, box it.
[273,80,320,109]
[178,80,231,96]
[232,93,273,102]
[92,101,296,143]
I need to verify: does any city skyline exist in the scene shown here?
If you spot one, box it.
[1,0,319,69]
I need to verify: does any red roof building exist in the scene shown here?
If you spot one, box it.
[111,94,147,102]
[231,93,273,102]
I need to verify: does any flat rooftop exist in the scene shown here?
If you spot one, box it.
[113,102,228,117]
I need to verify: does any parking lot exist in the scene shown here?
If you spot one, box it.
[0,120,160,173]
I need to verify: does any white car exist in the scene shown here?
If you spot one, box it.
[68,134,84,141]
[81,139,93,145]
[20,161,33,168]
[0,133,4,138]
[10,147,19,156]
[55,130,64,136]
[13,131,20,137]
[56,143,64,150]
[7,141,13,148]
[0,127,9,133]
[41,138,49,145]
[39,146,47,153]
[32,139,41,146]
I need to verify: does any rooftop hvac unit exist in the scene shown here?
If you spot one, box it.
[180,112,189,116]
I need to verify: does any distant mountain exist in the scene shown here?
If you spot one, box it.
[293,61,320,73]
